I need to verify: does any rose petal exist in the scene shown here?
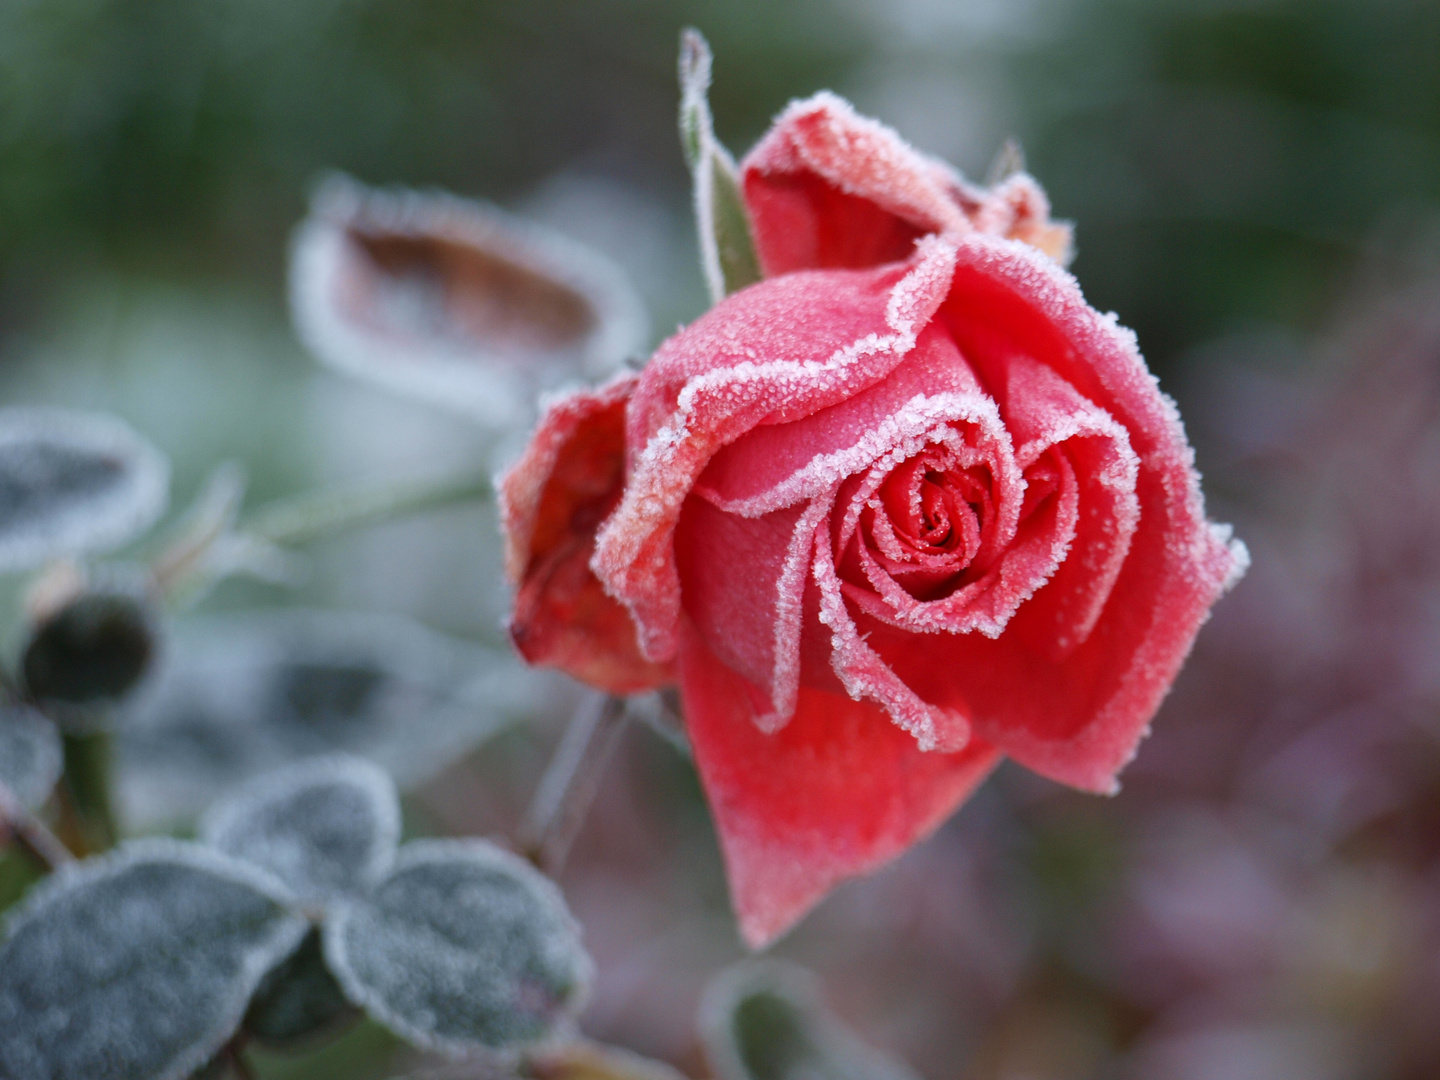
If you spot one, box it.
[500,376,672,695]
[858,233,1246,791]
[596,238,959,664]
[678,621,1001,949]
[741,92,968,278]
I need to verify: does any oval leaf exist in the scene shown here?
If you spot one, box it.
[0,703,62,811]
[0,840,308,1080]
[290,175,648,427]
[324,838,592,1054]
[699,962,921,1080]
[201,754,401,904]
[115,609,547,827]
[244,927,359,1048]
[0,408,169,572]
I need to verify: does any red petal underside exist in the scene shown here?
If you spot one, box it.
[501,378,672,694]
[679,622,1002,949]
[740,93,966,279]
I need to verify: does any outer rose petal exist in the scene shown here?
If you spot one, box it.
[741,92,1073,275]
[678,621,1001,949]
[500,375,672,694]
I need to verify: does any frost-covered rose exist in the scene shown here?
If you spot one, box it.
[502,93,1246,947]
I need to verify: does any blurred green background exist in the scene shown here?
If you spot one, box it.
[3,1,1440,1078]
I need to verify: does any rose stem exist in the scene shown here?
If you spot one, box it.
[60,729,118,852]
[518,693,628,877]
[0,784,76,872]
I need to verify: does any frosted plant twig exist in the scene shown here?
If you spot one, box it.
[243,472,491,548]
[0,782,75,871]
[518,693,628,876]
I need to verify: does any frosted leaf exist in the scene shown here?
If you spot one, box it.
[0,408,169,573]
[324,838,593,1054]
[289,174,648,428]
[699,962,921,1080]
[201,754,401,903]
[679,29,760,302]
[0,702,62,811]
[114,609,549,828]
[22,582,159,710]
[243,927,358,1047]
[0,840,307,1080]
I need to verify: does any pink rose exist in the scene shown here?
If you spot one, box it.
[502,92,1246,947]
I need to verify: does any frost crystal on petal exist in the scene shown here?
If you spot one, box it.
[289,174,648,429]
[0,408,169,573]
[0,702,62,811]
[323,838,592,1054]
[201,754,401,904]
[0,840,306,1080]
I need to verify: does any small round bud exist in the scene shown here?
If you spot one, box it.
[22,588,158,706]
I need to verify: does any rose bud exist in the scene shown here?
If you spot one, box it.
[22,579,159,711]
[503,52,1247,947]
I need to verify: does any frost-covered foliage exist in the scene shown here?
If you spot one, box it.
[0,702,62,811]
[115,609,546,826]
[242,928,357,1048]
[325,839,593,1054]
[0,841,307,1080]
[700,962,921,1080]
[0,408,169,573]
[289,174,648,429]
[201,754,401,904]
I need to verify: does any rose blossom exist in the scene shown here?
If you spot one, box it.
[501,92,1247,947]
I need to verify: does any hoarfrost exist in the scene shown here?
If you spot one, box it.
[699,961,921,1080]
[0,840,307,1080]
[324,838,592,1054]
[201,754,400,904]
[289,174,648,429]
[0,702,62,811]
[0,408,169,573]
[114,609,548,827]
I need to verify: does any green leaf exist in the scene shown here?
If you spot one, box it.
[0,408,169,573]
[324,838,592,1055]
[699,962,921,1080]
[678,29,761,302]
[201,754,401,905]
[0,840,308,1080]
[244,927,359,1048]
[0,702,62,811]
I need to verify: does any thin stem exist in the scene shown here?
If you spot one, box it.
[244,472,491,549]
[61,730,118,853]
[0,785,76,871]
[222,1039,257,1080]
[518,694,628,877]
